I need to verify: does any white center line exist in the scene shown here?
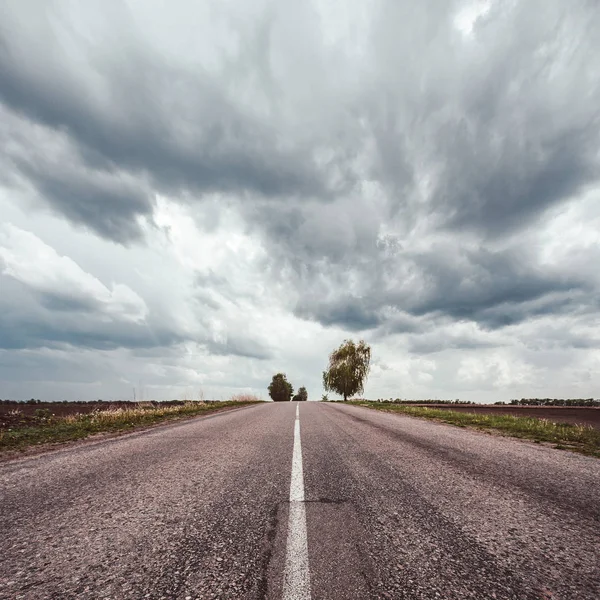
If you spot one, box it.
[283,404,311,600]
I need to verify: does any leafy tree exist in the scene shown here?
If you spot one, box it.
[297,386,308,402]
[323,339,371,401]
[268,373,294,402]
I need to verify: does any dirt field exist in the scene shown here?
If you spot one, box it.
[3,400,599,431]
[411,404,600,429]
[0,400,190,430]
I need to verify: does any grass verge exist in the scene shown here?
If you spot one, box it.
[0,401,261,454]
[350,401,600,458]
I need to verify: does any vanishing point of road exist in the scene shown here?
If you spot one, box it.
[1,402,599,599]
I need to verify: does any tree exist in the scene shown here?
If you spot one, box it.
[323,339,371,401]
[268,373,294,402]
[297,387,308,402]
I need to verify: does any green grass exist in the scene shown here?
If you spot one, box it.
[0,401,261,453]
[350,402,600,458]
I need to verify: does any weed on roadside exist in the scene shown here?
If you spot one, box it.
[0,400,261,453]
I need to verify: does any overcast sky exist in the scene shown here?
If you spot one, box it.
[1,0,599,402]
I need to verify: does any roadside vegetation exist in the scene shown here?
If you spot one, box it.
[351,401,600,458]
[0,398,262,454]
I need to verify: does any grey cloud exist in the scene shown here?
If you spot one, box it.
[408,336,498,355]
[206,338,272,361]
[0,348,112,384]
[0,4,333,244]
[0,275,269,361]
[38,293,102,314]
[1,0,600,384]
[295,296,382,331]
[436,109,599,237]
[16,158,152,243]
[0,105,153,242]
[403,246,586,323]
[521,322,600,352]
[0,276,183,351]
[3,1,597,246]
[365,2,600,238]
[237,2,599,341]
[285,237,592,344]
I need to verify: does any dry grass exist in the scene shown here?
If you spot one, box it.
[352,402,600,458]
[0,400,261,453]
[229,393,263,403]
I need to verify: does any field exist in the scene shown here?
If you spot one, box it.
[390,403,600,429]
[0,400,190,429]
[354,401,600,457]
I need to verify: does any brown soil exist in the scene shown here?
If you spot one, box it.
[0,400,190,429]
[411,404,600,429]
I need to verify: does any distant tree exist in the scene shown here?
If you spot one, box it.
[297,387,308,402]
[321,394,329,402]
[323,339,371,401]
[268,373,294,402]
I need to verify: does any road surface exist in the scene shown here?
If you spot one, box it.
[1,402,599,599]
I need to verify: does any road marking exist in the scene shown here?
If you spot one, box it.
[283,404,311,599]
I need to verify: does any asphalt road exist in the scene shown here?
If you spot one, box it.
[1,402,599,599]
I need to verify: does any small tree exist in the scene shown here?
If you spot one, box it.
[268,373,294,402]
[323,339,371,401]
[297,387,308,401]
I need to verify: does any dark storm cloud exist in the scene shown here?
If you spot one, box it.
[364,1,600,238]
[0,5,332,243]
[239,2,599,337]
[288,239,590,334]
[403,246,587,325]
[431,101,600,238]
[1,0,599,356]
[0,276,182,351]
[0,103,154,242]
[206,338,272,361]
[407,333,499,355]
[38,293,103,314]
[14,152,153,243]
[0,274,271,361]
[295,297,382,331]
[0,348,129,387]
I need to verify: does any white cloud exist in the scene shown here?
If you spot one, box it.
[0,223,148,323]
[457,352,535,388]
[454,0,492,36]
